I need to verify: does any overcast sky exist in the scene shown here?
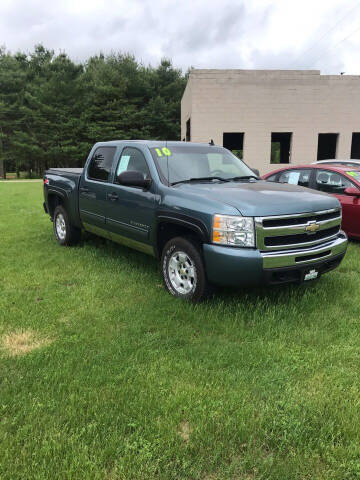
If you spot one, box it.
[1,0,360,74]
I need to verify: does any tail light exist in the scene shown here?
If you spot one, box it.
[44,177,49,185]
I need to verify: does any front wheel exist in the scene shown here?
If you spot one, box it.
[161,237,212,301]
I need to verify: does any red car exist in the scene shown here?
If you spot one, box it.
[262,163,360,239]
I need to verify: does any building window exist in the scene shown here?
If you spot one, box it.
[186,118,191,141]
[317,133,338,160]
[270,132,292,164]
[351,133,360,159]
[223,132,244,159]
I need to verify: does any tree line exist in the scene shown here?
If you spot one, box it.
[0,45,188,178]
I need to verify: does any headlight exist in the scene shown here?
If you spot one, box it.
[212,214,255,247]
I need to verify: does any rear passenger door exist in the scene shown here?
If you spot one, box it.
[79,146,117,228]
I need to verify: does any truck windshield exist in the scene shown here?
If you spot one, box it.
[149,145,256,185]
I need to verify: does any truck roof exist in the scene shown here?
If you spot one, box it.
[93,140,216,148]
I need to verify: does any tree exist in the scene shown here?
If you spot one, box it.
[0,47,28,176]
[0,45,187,176]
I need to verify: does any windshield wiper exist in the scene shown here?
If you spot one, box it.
[171,176,230,186]
[228,175,259,182]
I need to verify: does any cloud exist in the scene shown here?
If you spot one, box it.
[0,0,359,74]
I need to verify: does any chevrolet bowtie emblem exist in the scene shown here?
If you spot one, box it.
[305,221,320,234]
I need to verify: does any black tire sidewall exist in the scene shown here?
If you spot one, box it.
[161,237,208,301]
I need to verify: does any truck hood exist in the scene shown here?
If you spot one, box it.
[176,180,340,217]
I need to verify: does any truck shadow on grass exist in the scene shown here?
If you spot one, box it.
[82,232,345,308]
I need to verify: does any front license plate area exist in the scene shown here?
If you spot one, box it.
[304,269,319,281]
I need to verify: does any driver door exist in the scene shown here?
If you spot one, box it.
[105,146,156,253]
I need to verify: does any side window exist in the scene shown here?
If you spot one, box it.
[87,147,116,182]
[115,147,150,182]
[315,170,352,194]
[278,169,311,187]
[266,173,278,182]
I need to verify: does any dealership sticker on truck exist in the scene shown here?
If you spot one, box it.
[304,269,319,281]
[117,155,131,175]
[155,147,172,157]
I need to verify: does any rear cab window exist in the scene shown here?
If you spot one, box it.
[87,147,117,182]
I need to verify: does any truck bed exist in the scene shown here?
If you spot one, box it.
[44,167,84,228]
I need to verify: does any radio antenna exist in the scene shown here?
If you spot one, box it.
[166,139,170,185]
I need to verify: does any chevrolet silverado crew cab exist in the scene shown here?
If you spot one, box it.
[43,140,348,301]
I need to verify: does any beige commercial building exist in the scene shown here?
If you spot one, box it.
[181,69,360,174]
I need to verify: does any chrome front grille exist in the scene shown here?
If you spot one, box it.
[255,208,342,252]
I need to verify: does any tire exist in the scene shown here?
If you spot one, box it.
[161,236,212,302]
[53,205,81,246]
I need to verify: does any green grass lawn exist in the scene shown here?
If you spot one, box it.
[1,183,360,480]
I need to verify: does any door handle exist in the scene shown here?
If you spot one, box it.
[80,187,89,193]
[108,192,119,201]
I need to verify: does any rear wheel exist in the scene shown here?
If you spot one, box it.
[161,237,212,301]
[53,205,81,246]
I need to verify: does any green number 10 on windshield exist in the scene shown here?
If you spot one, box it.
[155,147,172,157]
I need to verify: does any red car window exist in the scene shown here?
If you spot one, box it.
[315,170,352,194]
[277,169,311,187]
[266,173,278,182]
[346,171,360,183]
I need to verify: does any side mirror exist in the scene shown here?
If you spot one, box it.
[344,186,360,196]
[251,168,260,177]
[117,170,151,190]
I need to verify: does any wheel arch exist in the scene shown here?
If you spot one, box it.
[155,214,209,259]
[47,190,66,218]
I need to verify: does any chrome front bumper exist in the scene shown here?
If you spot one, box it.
[261,232,348,269]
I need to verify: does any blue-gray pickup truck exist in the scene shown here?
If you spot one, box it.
[43,140,348,301]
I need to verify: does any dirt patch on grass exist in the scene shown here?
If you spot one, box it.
[178,420,191,443]
[1,329,52,357]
